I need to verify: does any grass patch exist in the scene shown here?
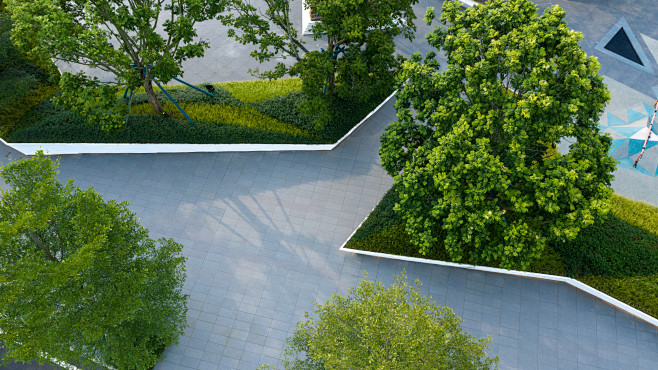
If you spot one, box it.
[216,78,303,103]
[346,185,658,318]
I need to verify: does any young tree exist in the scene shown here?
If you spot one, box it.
[5,0,226,130]
[380,0,616,269]
[219,0,418,126]
[0,153,187,369]
[280,272,498,369]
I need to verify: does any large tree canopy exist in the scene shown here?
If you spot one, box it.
[380,0,616,269]
[219,0,418,126]
[6,0,225,130]
[0,153,187,369]
[281,272,498,369]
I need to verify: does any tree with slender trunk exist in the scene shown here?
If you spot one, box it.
[6,0,228,130]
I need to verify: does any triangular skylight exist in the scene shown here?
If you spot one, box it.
[595,17,654,74]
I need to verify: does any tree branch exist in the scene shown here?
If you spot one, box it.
[26,229,58,263]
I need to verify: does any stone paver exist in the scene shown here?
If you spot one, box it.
[2,99,657,370]
[3,0,658,369]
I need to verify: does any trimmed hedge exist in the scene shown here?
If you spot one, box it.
[9,111,324,144]
[347,184,658,318]
[249,91,316,134]
[0,68,41,110]
[554,194,658,278]
[129,102,314,138]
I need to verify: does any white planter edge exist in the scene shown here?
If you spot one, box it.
[2,90,397,156]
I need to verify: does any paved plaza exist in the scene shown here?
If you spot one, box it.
[2,0,658,369]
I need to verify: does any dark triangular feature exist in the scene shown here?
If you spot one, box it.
[604,28,644,66]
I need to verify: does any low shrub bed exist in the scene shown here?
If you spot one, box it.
[346,185,658,318]
[5,78,390,144]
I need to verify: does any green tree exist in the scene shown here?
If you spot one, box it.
[5,0,226,130]
[280,271,497,369]
[219,0,418,127]
[0,153,187,369]
[380,0,616,269]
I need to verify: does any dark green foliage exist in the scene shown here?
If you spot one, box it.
[581,274,658,318]
[249,91,316,133]
[0,84,59,137]
[0,13,24,70]
[350,185,403,242]
[321,92,389,142]
[347,184,658,318]
[7,82,389,144]
[125,86,243,107]
[0,68,40,110]
[347,223,451,262]
[553,214,658,278]
[527,246,566,276]
[9,111,324,144]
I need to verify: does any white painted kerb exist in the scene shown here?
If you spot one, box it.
[339,246,658,329]
[3,90,397,156]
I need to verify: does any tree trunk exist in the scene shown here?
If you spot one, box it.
[326,39,337,95]
[144,78,164,115]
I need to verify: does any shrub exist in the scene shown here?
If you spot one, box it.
[553,214,658,278]
[527,245,567,276]
[9,111,324,145]
[129,102,315,138]
[0,68,41,110]
[0,84,59,137]
[0,13,25,70]
[581,274,658,318]
[216,78,302,103]
[125,85,243,106]
[249,91,316,133]
[350,185,403,242]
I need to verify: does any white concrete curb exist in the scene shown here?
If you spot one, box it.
[339,243,658,329]
[3,90,397,156]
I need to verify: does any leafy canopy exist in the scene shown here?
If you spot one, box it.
[0,152,187,369]
[380,0,616,269]
[281,271,498,369]
[5,0,226,130]
[219,0,418,127]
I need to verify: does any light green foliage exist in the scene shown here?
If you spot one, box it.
[380,0,616,269]
[130,101,314,137]
[282,272,498,369]
[0,153,187,369]
[216,78,302,103]
[219,0,416,127]
[5,0,228,130]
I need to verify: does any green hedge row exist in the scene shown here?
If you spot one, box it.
[347,185,658,317]
[9,110,324,145]
[554,195,658,278]
[8,79,391,144]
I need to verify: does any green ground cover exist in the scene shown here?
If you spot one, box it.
[346,185,658,318]
[4,77,388,145]
[0,12,60,138]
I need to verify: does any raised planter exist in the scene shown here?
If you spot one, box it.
[339,211,658,329]
[2,90,397,156]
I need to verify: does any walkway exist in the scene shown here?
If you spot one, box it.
[2,100,657,370]
[2,0,658,369]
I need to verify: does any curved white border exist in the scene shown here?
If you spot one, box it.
[2,90,397,156]
[339,215,658,329]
